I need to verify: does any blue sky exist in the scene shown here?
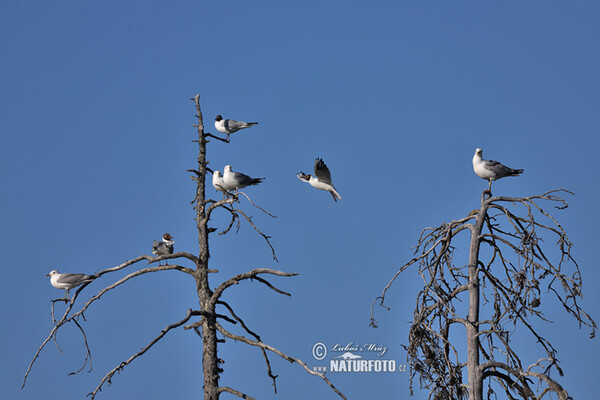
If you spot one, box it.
[2,1,599,399]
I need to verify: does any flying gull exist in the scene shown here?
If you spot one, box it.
[152,233,174,265]
[297,158,342,202]
[472,148,523,192]
[215,115,258,140]
[47,270,94,299]
[223,165,264,191]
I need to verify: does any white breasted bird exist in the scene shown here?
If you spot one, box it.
[212,170,235,193]
[214,115,258,140]
[223,165,264,191]
[47,270,95,299]
[152,233,174,265]
[472,148,524,192]
[297,158,342,202]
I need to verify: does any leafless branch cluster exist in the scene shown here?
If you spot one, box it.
[204,191,279,262]
[372,189,596,400]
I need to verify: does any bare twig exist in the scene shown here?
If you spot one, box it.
[236,191,277,218]
[210,268,298,307]
[234,208,279,262]
[218,386,256,399]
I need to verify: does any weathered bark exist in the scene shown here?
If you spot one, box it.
[466,195,487,400]
[191,94,220,400]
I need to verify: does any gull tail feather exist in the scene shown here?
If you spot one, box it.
[331,188,342,201]
[509,168,524,176]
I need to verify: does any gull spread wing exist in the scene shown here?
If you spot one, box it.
[314,158,332,184]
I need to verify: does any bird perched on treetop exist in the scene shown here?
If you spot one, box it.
[214,115,258,140]
[297,158,342,202]
[47,270,95,299]
[152,233,174,265]
[223,165,264,191]
[472,148,523,192]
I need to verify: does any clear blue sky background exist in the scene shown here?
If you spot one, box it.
[2,1,599,399]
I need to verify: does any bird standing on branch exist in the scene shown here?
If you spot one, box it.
[212,170,234,194]
[472,148,524,192]
[214,115,258,140]
[223,165,264,192]
[152,233,174,265]
[47,270,95,299]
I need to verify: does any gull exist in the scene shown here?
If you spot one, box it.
[472,148,524,192]
[152,233,174,265]
[297,158,342,202]
[212,171,234,193]
[215,115,258,140]
[223,165,264,191]
[47,270,94,299]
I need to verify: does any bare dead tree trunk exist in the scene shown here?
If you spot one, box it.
[372,190,596,400]
[466,195,487,400]
[190,94,220,399]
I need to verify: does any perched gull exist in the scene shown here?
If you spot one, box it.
[297,158,342,202]
[152,233,174,265]
[472,148,523,192]
[215,115,258,140]
[223,165,264,191]
[47,270,94,299]
[212,170,234,194]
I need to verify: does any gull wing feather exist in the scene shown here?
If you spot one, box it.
[483,159,521,177]
[314,158,332,184]
[224,119,257,132]
[56,273,90,285]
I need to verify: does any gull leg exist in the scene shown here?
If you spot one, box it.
[482,180,492,196]
[330,191,338,202]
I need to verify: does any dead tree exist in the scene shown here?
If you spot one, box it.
[23,94,345,400]
[371,190,596,400]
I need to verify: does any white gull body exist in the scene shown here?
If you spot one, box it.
[472,148,523,191]
[214,115,258,139]
[47,270,94,298]
[223,165,264,190]
[297,158,342,202]
[212,170,234,193]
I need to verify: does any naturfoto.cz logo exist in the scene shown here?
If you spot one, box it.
[311,341,407,373]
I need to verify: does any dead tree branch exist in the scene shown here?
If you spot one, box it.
[23,262,193,389]
[215,321,347,400]
[218,386,256,399]
[88,309,196,399]
[210,268,297,307]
